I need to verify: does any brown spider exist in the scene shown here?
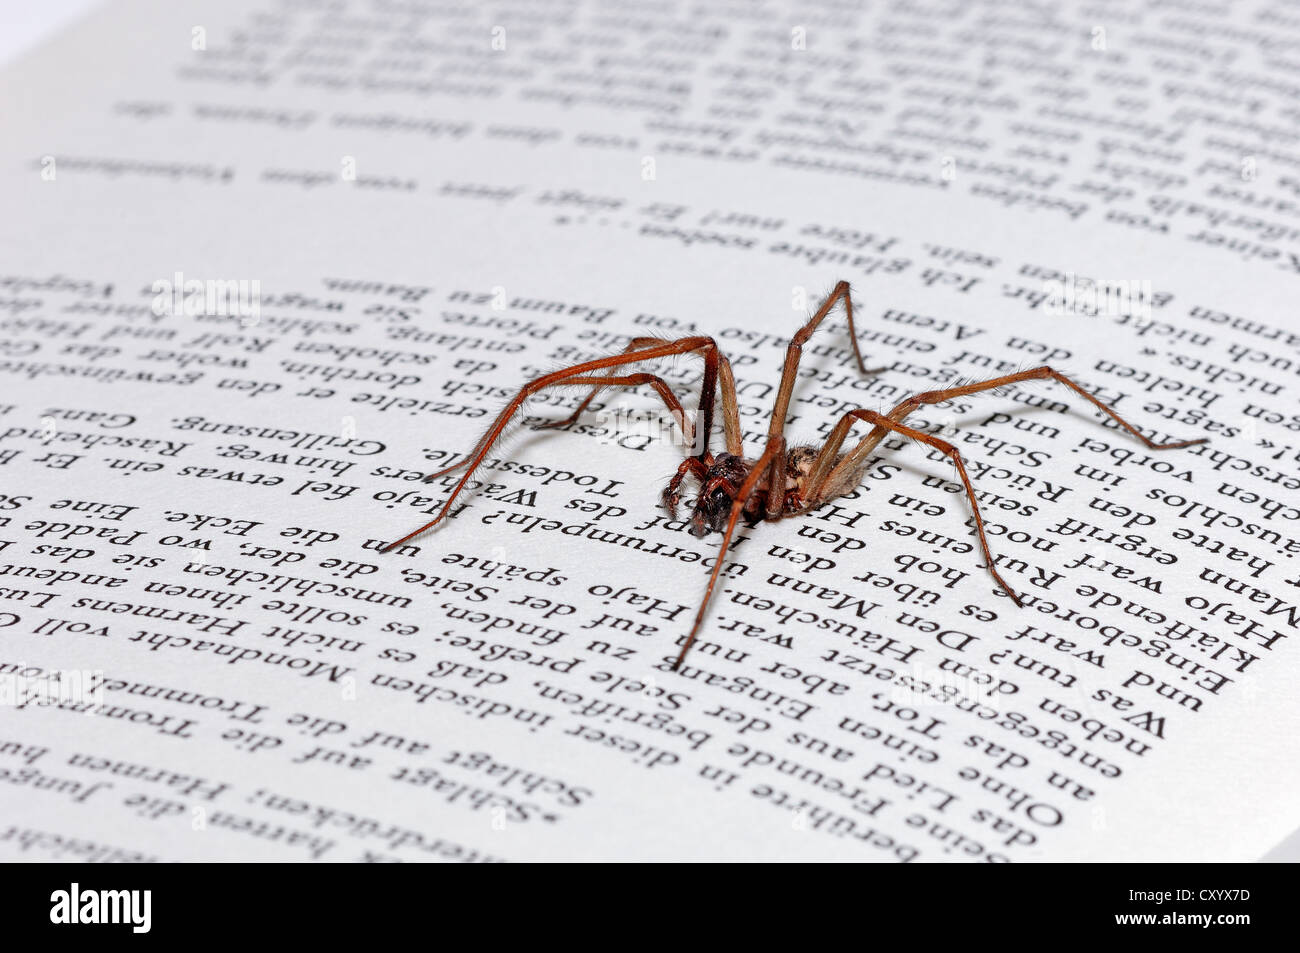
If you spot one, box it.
[380,282,1206,670]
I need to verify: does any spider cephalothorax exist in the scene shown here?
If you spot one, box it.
[685,452,755,537]
[381,280,1206,670]
[678,447,825,537]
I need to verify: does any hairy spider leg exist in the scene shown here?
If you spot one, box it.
[662,456,710,518]
[808,409,1026,604]
[673,437,786,671]
[799,365,1208,602]
[818,364,1208,499]
[422,355,702,483]
[387,372,691,551]
[543,336,744,458]
[760,280,886,518]
[380,337,725,551]
[548,371,697,445]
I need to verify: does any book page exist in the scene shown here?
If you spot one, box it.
[2,0,1298,862]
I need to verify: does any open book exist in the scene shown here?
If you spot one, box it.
[2,0,1297,863]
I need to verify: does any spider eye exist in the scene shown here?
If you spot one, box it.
[709,487,732,509]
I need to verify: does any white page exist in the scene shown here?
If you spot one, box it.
[1,0,1298,862]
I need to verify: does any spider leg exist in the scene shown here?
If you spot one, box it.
[672,437,785,671]
[715,354,744,456]
[540,371,698,448]
[392,374,693,549]
[423,456,474,482]
[887,365,1208,450]
[548,335,744,458]
[425,373,695,488]
[806,410,1024,605]
[539,338,669,429]
[818,364,1207,498]
[437,340,728,488]
[380,337,724,551]
[799,366,1208,603]
[662,456,709,518]
[761,280,885,518]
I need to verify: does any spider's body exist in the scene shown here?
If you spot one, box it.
[677,452,756,536]
[675,446,844,538]
[381,281,1205,669]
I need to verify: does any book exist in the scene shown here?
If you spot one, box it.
[1,0,1297,862]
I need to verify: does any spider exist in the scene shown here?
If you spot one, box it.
[380,281,1206,670]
